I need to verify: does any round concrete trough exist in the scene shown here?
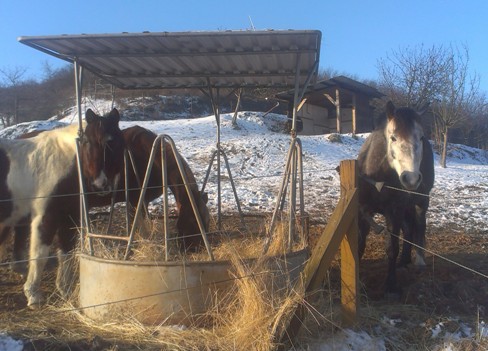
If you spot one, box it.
[79,248,308,325]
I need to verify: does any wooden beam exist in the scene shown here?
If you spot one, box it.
[324,93,336,106]
[336,88,341,134]
[303,188,358,291]
[296,97,308,112]
[352,93,357,135]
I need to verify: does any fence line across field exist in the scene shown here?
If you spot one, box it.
[1,213,487,282]
[0,166,340,205]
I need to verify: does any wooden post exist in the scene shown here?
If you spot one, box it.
[336,88,341,134]
[276,159,359,344]
[339,160,359,326]
[352,93,357,135]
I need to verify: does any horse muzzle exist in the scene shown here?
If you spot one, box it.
[400,171,422,191]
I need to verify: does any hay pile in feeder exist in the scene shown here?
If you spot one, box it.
[85,212,307,262]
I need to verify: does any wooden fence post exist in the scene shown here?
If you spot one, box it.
[339,159,359,326]
[275,159,359,345]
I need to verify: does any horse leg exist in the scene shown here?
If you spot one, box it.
[358,211,371,260]
[398,206,414,267]
[0,225,10,261]
[384,215,402,294]
[55,220,78,300]
[11,220,30,277]
[412,202,428,267]
[23,214,52,308]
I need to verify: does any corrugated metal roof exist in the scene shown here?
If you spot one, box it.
[19,30,322,90]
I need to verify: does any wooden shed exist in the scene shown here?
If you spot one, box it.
[276,76,383,135]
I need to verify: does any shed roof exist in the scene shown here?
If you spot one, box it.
[19,30,322,90]
[275,75,383,102]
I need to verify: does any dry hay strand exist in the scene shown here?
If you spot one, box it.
[199,245,307,351]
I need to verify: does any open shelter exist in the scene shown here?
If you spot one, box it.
[19,29,322,256]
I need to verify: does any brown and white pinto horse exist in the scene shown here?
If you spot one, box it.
[3,125,210,279]
[0,108,125,307]
[357,101,434,295]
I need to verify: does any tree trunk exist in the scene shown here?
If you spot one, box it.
[440,127,449,168]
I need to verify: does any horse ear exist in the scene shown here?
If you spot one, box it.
[85,109,96,124]
[386,101,396,120]
[108,108,120,123]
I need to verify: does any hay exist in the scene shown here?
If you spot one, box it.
[53,213,309,350]
[84,212,307,263]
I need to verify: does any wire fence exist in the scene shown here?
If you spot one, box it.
[0,162,486,331]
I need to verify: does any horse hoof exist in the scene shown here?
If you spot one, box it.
[27,301,43,310]
[26,294,43,309]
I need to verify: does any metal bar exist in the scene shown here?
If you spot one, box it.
[296,139,306,242]
[123,136,159,260]
[124,150,131,233]
[206,79,222,229]
[163,136,214,260]
[127,149,150,220]
[291,54,302,134]
[161,139,169,261]
[86,233,130,241]
[220,150,246,230]
[288,142,298,250]
[201,150,218,194]
[74,61,84,138]
[262,138,297,254]
[75,138,93,255]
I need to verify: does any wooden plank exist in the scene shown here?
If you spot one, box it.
[303,189,358,291]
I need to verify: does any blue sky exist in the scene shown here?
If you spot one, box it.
[1,0,487,92]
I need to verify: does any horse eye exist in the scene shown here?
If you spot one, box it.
[390,135,397,142]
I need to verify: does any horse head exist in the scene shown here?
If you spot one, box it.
[176,188,210,251]
[81,108,125,195]
[384,101,425,191]
[173,158,210,250]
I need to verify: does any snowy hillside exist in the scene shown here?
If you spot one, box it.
[1,99,487,234]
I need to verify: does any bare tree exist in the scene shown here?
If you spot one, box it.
[0,66,28,126]
[377,44,448,110]
[432,45,481,167]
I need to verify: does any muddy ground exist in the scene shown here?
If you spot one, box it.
[0,213,487,350]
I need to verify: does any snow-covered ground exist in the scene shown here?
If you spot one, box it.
[1,99,487,350]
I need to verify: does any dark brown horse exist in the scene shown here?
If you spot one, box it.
[357,101,434,295]
[0,108,125,307]
[100,125,210,251]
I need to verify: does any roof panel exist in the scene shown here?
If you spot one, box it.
[18,30,321,89]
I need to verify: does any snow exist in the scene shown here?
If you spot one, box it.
[0,99,487,350]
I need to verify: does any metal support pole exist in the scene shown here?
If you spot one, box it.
[75,138,92,255]
[161,140,170,261]
[202,80,246,231]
